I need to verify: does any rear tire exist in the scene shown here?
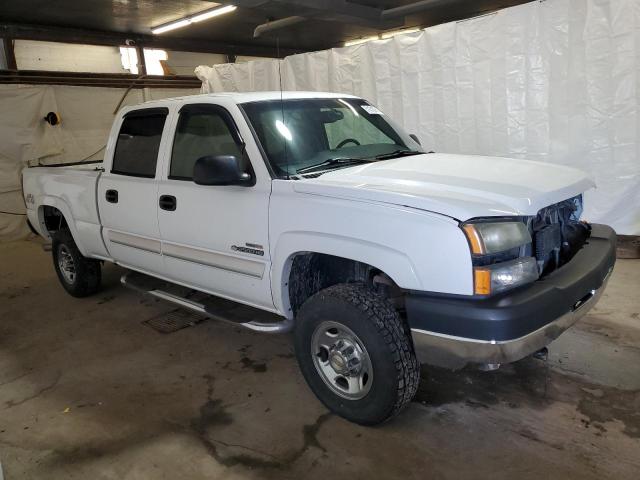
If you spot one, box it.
[294,283,420,425]
[52,229,101,297]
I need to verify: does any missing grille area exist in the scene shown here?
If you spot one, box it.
[529,195,590,276]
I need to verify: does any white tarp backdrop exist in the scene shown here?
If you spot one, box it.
[196,0,640,235]
[0,85,198,241]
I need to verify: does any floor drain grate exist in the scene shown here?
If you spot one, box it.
[143,309,207,333]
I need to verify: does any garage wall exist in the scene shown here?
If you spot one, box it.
[0,85,199,241]
[196,0,640,235]
[14,41,126,73]
[0,38,273,241]
[164,51,227,75]
[13,40,267,75]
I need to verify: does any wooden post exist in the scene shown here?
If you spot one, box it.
[2,37,17,70]
[135,44,146,75]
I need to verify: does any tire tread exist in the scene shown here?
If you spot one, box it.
[307,283,420,422]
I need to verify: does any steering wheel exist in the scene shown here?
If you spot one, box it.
[335,138,361,149]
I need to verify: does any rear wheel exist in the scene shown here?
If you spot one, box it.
[52,229,101,297]
[294,283,420,425]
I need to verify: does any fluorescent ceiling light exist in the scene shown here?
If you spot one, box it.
[380,27,422,39]
[153,19,191,35]
[344,27,423,46]
[152,5,237,35]
[191,5,237,22]
[344,35,380,47]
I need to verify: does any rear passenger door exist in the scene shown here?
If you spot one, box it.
[98,107,168,275]
[156,103,274,310]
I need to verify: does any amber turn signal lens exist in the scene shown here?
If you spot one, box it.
[474,268,491,295]
[463,224,484,254]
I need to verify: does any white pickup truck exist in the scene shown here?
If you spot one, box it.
[22,91,616,425]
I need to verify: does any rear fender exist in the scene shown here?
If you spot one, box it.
[36,196,87,256]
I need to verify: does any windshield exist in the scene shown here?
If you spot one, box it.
[240,98,423,178]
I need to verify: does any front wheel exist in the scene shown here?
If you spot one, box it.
[52,229,102,297]
[294,283,420,425]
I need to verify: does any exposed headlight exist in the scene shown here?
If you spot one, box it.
[462,221,531,255]
[462,220,536,295]
[474,257,539,295]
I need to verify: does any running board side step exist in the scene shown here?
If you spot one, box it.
[121,271,293,334]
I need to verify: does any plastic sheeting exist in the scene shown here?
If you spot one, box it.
[0,85,198,241]
[196,0,640,235]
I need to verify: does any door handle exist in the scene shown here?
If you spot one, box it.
[105,189,118,203]
[159,195,177,211]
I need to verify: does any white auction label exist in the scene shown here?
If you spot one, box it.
[361,105,384,115]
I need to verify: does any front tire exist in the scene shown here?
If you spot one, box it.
[52,229,101,297]
[294,283,420,425]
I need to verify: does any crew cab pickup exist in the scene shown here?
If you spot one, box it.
[22,92,616,425]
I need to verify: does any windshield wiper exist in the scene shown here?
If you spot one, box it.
[373,149,422,160]
[296,157,372,175]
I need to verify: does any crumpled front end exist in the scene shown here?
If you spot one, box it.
[527,195,591,277]
[405,223,616,370]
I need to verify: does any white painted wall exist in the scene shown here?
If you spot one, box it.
[15,40,126,73]
[0,40,275,240]
[165,51,227,75]
[0,84,200,241]
[13,40,274,76]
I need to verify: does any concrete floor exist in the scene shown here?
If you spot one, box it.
[1,238,639,480]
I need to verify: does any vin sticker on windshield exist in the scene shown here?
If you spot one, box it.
[361,105,384,115]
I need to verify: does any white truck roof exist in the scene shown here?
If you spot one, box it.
[136,91,360,108]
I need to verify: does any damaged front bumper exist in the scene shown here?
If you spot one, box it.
[406,224,616,369]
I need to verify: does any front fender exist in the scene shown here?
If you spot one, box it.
[269,182,475,317]
[271,232,421,316]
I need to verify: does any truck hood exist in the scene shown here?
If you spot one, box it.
[293,153,594,221]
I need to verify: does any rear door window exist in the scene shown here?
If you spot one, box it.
[112,108,168,178]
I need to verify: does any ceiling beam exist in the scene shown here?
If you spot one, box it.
[0,23,302,58]
[0,70,202,88]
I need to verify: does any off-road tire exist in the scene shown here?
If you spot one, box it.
[294,283,420,425]
[52,229,101,297]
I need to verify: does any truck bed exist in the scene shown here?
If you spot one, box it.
[22,161,106,258]
[28,159,104,170]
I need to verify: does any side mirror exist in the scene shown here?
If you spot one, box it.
[193,155,253,186]
[409,133,421,146]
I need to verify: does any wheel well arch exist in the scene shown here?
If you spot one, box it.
[284,252,403,317]
[39,205,69,235]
